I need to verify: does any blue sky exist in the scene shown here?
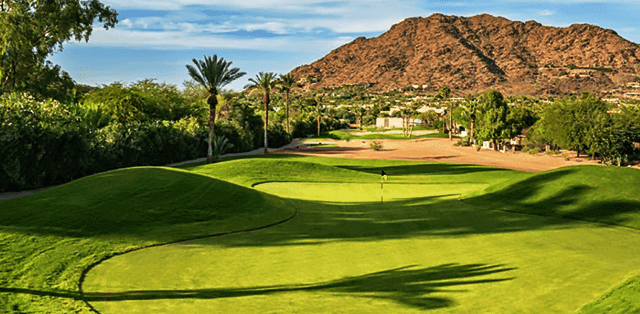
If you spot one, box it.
[48,0,640,91]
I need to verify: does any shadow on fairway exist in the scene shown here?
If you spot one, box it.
[1,263,515,310]
[336,163,506,176]
[200,193,580,247]
[463,167,640,229]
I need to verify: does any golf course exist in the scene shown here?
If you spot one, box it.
[2,155,640,313]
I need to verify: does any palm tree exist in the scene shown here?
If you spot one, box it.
[278,74,297,134]
[186,55,245,163]
[313,95,325,137]
[439,85,453,140]
[407,102,421,138]
[464,94,478,146]
[246,72,278,154]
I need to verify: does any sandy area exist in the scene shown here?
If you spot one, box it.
[279,138,606,172]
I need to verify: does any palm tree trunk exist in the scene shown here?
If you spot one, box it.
[263,93,269,154]
[317,115,321,137]
[207,94,217,164]
[409,120,414,138]
[285,91,290,134]
[470,116,475,145]
[449,107,453,141]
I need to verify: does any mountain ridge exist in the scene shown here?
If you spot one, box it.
[289,14,640,96]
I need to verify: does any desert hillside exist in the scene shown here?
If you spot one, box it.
[290,14,640,96]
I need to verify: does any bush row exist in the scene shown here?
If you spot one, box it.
[0,119,293,192]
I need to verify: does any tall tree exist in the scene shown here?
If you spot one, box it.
[463,94,479,145]
[278,74,296,134]
[439,85,453,140]
[544,93,608,157]
[0,0,118,99]
[476,89,509,151]
[246,72,278,154]
[186,55,246,163]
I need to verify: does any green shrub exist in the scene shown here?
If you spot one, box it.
[369,140,383,151]
[0,92,75,128]
[82,81,204,124]
[528,147,539,155]
[267,122,292,148]
[561,153,570,161]
[212,133,234,162]
[455,136,471,147]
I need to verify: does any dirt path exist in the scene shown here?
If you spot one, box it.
[278,138,602,172]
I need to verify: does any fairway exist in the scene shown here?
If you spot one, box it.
[81,161,640,314]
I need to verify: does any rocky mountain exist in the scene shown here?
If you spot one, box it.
[289,14,640,96]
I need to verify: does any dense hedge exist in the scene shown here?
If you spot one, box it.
[0,119,208,192]
[0,92,320,192]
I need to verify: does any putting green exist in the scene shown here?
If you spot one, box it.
[83,181,640,313]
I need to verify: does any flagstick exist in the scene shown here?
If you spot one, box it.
[381,177,383,204]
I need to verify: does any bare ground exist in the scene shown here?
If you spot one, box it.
[278,138,603,172]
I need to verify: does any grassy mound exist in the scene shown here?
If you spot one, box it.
[463,166,640,229]
[0,166,294,313]
[82,161,640,314]
[184,158,379,187]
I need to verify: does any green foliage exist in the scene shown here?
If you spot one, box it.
[587,111,635,165]
[0,92,75,128]
[82,81,203,124]
[73,101,113,129]
[476,89,509,144]
[528,147,539,154]
[455,136,472,147]
[369,140,383,151]
[634,76,640,83]
[544,93,609,156]
[267,122,292,148]
[246,72,279,151]
[212,133,233,162]
[82,83,147,123]
[0,118,208,192]
[0,0,118,100]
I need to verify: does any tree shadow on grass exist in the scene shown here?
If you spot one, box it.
[1,263,515,310]
[336,163,508,176]
[463,168,640,229]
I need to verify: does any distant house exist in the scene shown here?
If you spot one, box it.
[376,117,421,129]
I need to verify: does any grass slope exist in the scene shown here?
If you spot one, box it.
[82,158,640,313]
[0,167,294,313]
[462,165,640,313]
[462,165,640,229]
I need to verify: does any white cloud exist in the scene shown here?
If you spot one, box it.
[82,27,355,52]
[540,9,554,16]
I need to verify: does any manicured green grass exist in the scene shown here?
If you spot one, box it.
[0,167,294,313]
[307,143,340,148]
[301,130,453,141]
[462,166,640,229]
[461,165,640,313]
[79,157,640,314]
[362,126,431,132]
[3,156,640,313]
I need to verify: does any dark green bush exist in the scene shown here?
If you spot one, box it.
[268,122,292,148]
[0,125,93,192]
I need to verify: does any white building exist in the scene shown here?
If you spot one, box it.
[376,117,422,129]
